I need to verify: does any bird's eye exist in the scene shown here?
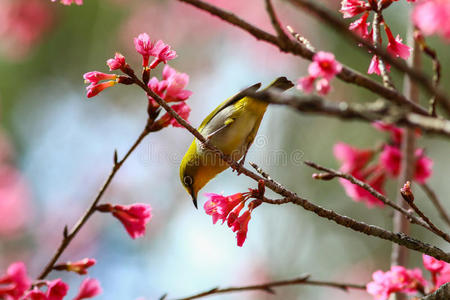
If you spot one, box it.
[183,176,193,186]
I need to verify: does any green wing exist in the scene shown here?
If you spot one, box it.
[198,83,261,131]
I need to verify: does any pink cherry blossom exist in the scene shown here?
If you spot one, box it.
[423,254,448,273]
[308,51,342,80]
[148,40,177,69]
[436,264,450,288]
[46,279,69,300]
[73,278,102,300]
[83,72,117,85]
[340,0,368,18]
[86,81,116,98]
[315,78,331,95]
[52,0,83,5]
[338,170,386,207]
[333,142,374,173]
[379,145,401,176]
[349,12,370,38]
[368,55,391,75]
[230,210,251,247]
[414,149,433,183]
[0,262,31,299]
[55,258,96,275]
[367,266,426,300]
[413,0,450,40]
[134,33,155,67]
[204,193,244,224]
[148,65,192,103]
[24,288,47,300]
[385,26,411,60]
[106,53,126,71]
[373,122,404,145]
[111,204,152,239]
[156,102,191,128]
[297,76,315,93]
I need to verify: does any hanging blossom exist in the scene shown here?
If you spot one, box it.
[366,266,427,300]
[297,51,342,96]
[204,182,265,247]
[51,0,83,5]
[24,279,69,300]
[73,278,102,300]
[412,0,450,40]
[339,0,412,76]
[422,254,450,290]
[97,203,152,239]
[333,122,432,208]
[0,262,31,299]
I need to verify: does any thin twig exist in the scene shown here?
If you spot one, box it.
[303,161,440,235]
[37,119,153,280]
[245,90,450,138]
[265,0,290,46]
[287,0,450,115]
[400,182,450,244]
[133,74,450,262]
[177,0,429,115]
[372,10,395,89]
[420,183,450,227]
[170,275,366,300]
[286,25,315,52]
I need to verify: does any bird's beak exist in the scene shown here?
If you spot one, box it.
[188,187,198,209]
[192,194,198,209]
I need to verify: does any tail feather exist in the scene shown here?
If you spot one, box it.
[265,76,294,91]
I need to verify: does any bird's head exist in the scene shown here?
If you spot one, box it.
[179,142,201,208]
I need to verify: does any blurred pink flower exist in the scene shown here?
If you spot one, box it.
[435,264,450,288]
[0,262,31,299]
[156,102,191,128]
[367,266,426,300]
[414,149,433,184]
[373,122,404,146]
[24,288,47,300]
[349,12,370,38]
[308,51,342,80]
[333,142,374,173]
[297,76,315,93]
[368,55,391,75]
[338,170,386,207]
[316,78,331,95]
[413,0,450,40]
[46,279,69,300]
[423,254,447,273]
[0,165,31,237]
[73,278,102,300]
[0,0,53,59]
[385,26,411,60]
[51,0,83,5]
[340,0,368,18]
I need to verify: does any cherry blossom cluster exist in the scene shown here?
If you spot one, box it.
[334,122,432,207]
[367,254,450,299]
[204,181,265,247]
[297,51,342,95]
[0,261,100,300]
[340,0,412,75]
[51,0,83,5]
[83,33,192,130]
[413,0,450,40]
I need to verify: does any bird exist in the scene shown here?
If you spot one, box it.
[179,77,294,208]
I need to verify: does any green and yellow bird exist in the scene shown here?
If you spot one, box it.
[179,77,294,208]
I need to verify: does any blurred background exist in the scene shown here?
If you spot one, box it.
[0,0,449,299]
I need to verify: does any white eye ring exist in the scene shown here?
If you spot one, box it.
[184,176,193,186]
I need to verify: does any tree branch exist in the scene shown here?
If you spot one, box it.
[288,0,450,115]
[166,275,366,300]
[420,183,450,227]
[37,119,153,280]
[177,0,429,115]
